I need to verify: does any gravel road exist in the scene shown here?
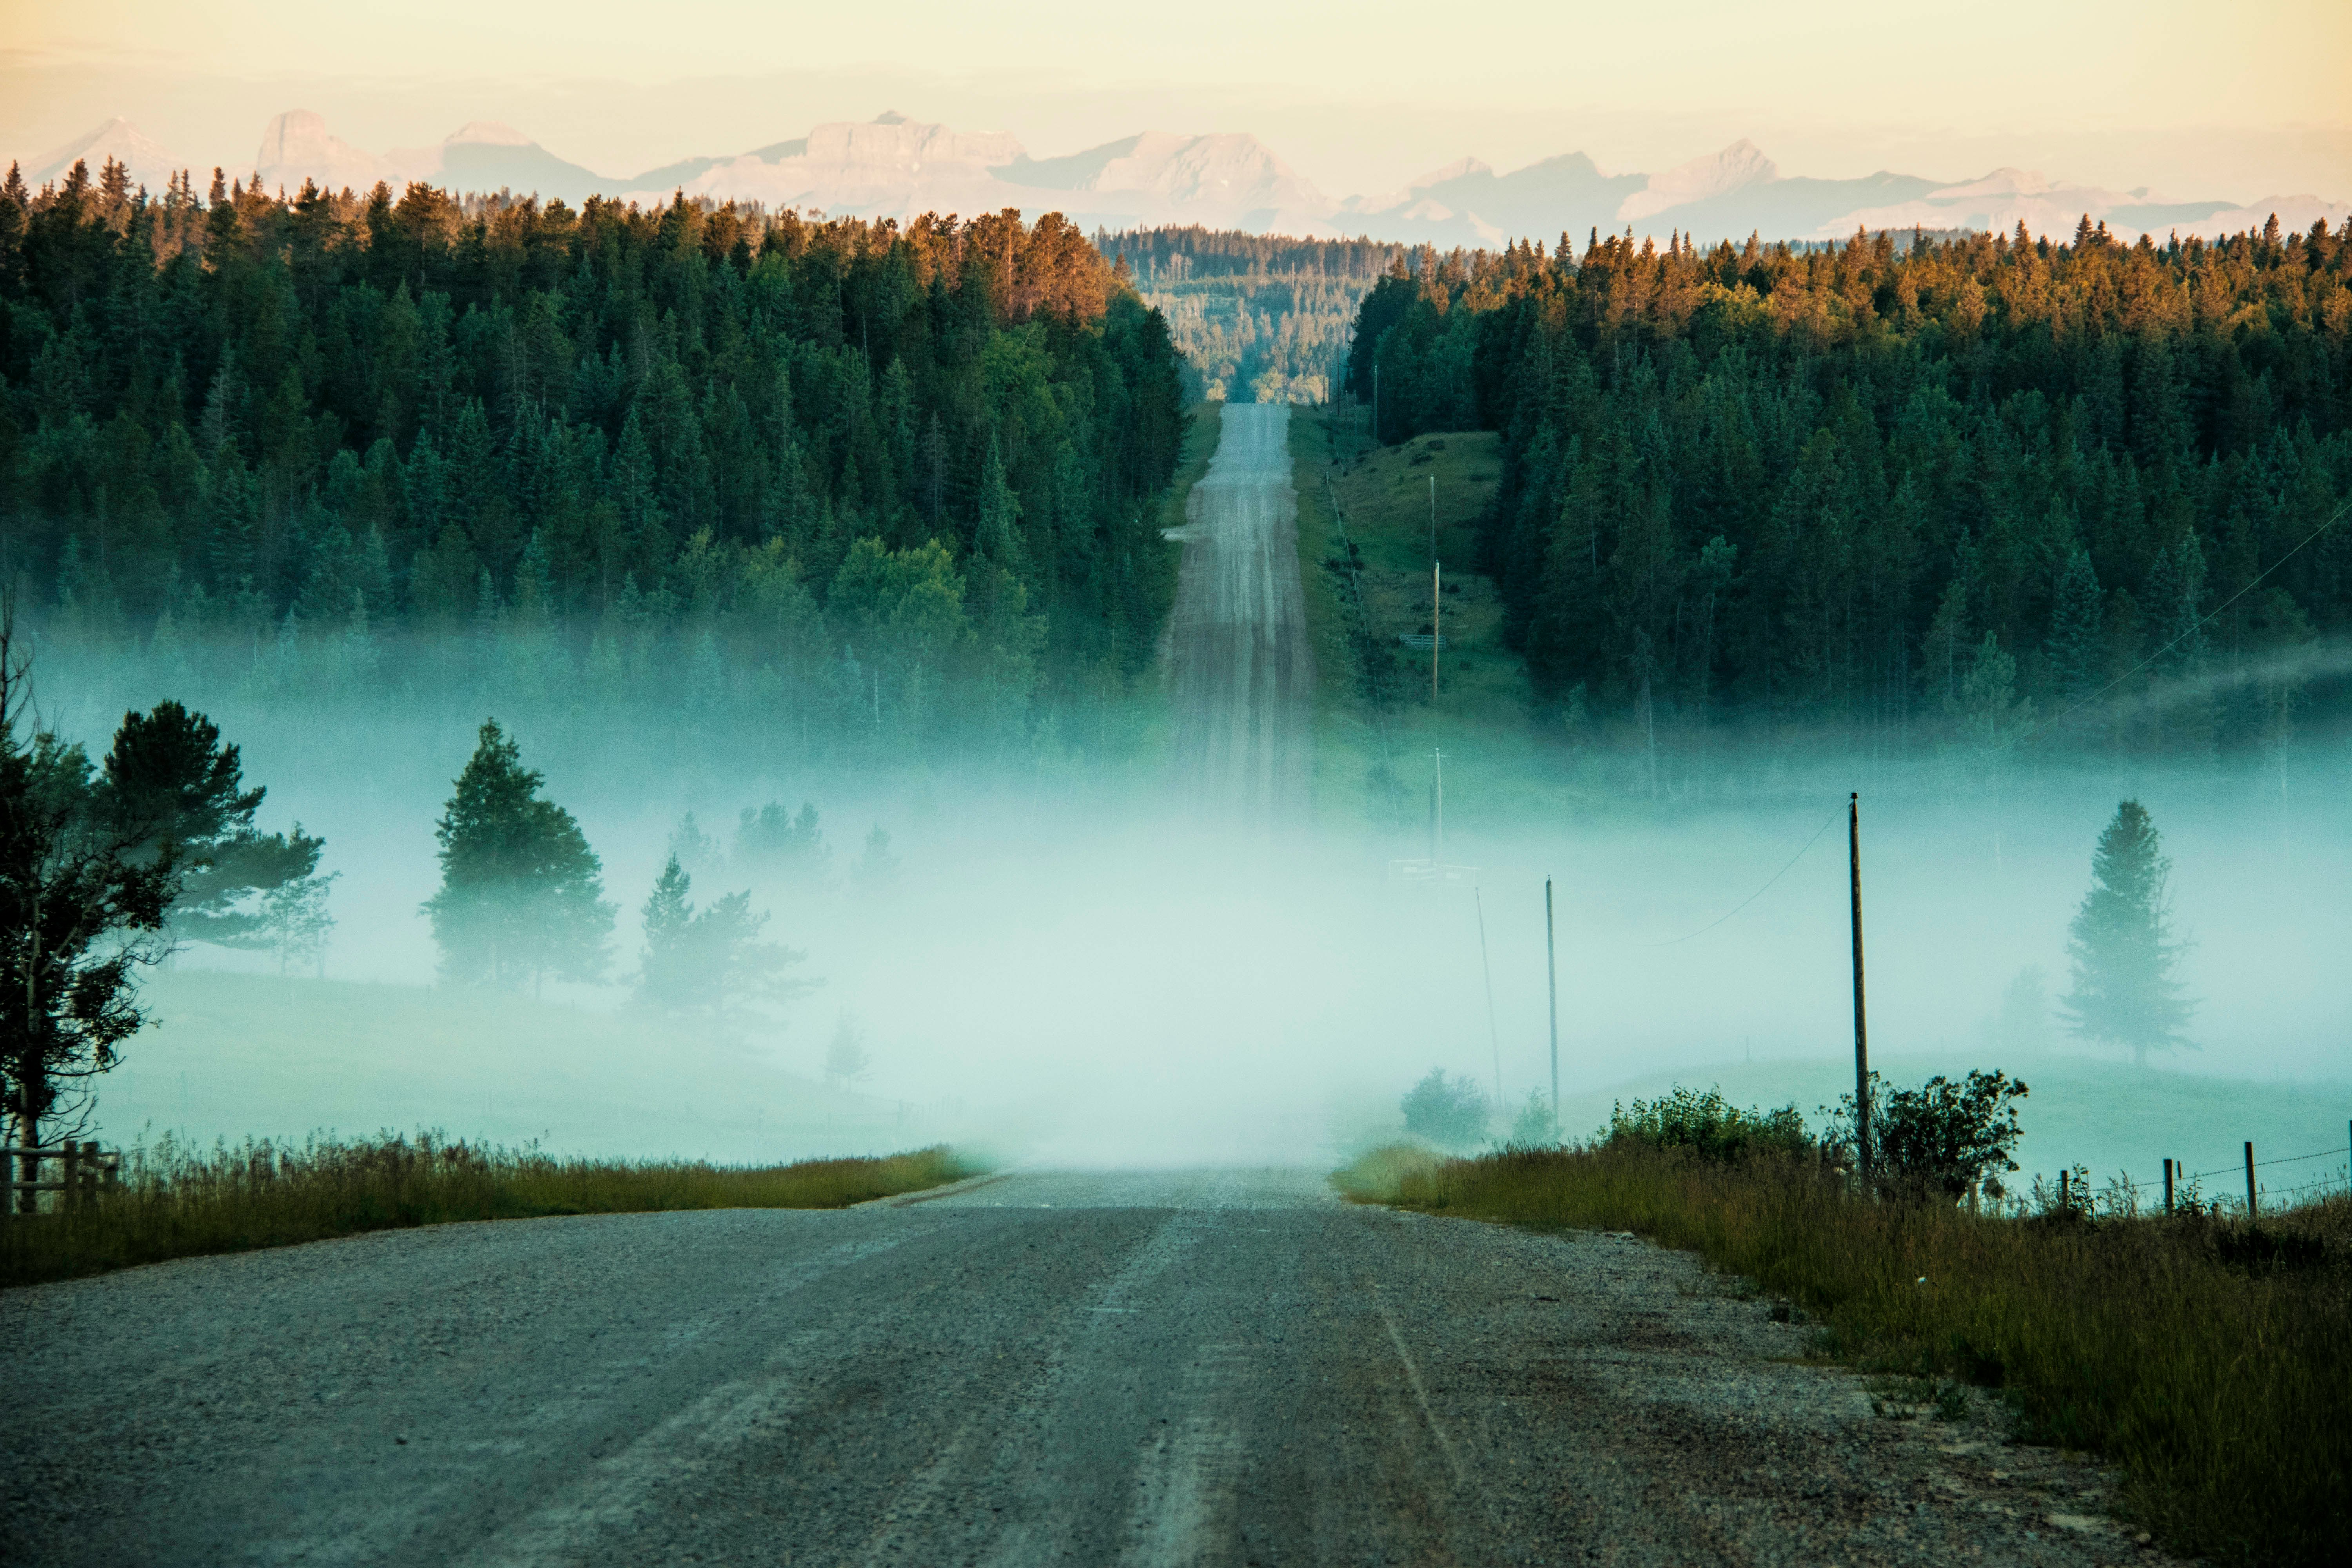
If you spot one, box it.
[2,1168,2169,1566]
[1166,403,1314,821]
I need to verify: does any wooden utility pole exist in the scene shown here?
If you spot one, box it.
[1545,878,1560,1142]
[1849,793,1871,1188]
[1429,748,1446,864]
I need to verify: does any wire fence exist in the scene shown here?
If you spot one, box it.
[2047,1136,2352,1218]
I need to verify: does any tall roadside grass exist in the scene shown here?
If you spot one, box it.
[1337,1143,2349,1567]
[3,1132,980,1290]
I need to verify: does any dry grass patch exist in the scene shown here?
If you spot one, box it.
[1336,1142,2348,1566]
[3,1133,979,1289]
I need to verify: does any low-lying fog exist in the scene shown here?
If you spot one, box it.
[41,671,2352,1199]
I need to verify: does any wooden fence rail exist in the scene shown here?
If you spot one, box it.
[4,1142,120,1215]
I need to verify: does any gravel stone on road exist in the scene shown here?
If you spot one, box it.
[1165,403,1314,823]
[0,1168,2177,1566]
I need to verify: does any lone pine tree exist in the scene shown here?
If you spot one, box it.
[634,854,809,1022]
[423,720,612,993]
[2062,800,2194,1067]
[97,699,327,951]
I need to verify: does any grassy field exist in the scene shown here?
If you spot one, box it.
[3,1136,978,1290]
[94,968,932,1164]
[1338,1141,2350,1566]
[1288,406,1600,832]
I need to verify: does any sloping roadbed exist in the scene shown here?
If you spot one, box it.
[1,1170,2176,1565]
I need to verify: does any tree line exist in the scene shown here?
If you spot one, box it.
[1346,218,2352,757]
[0,159,1187,762]
[2,646,868,1169]
[1104,227,1403,405]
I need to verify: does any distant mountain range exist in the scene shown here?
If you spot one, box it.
[17,110,2348,249]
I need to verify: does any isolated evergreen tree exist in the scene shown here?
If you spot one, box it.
[633,854,810,1021]
[423,720,612,993]
[2061,800,2194,1067]
[96,699,324,948]
[852,824,900,891]
[823,1013,872,1088]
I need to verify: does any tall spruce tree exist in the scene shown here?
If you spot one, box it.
[2061,800,2194,1067]
[423,720,612,993]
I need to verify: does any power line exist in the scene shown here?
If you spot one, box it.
[1644,805,1844,947]
[1999,490,2352,752]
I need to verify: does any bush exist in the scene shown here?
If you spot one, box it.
[1826,1069,2027,1202]
[1399,1068,1488,1149]
[1602,1085,1811,1161]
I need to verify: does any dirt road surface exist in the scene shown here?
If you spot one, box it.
[1166,403,1314,821]
[3,1169,2163,1566]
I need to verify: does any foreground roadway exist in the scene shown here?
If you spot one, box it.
[3,1169,2165,1566]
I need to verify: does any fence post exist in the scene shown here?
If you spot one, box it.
[61,1142,80,1211]
[2244,1141,2258,1220]
[2163,1158,2173,1215]
[2058,1169,2069,1211]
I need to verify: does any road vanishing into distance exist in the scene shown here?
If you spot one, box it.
[4,1169,2160,1566]
[1166,403,1316,822]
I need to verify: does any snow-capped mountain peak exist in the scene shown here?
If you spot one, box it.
[1411,158,1492,190]
[1619,138,1779,225]
[25,117,184,193]
[444,121,534,148]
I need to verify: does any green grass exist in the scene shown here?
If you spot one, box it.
[96,969,924,1164]
[1288,407,1601,829]
[1337,1141,2350,1566]
[3,1132,980,1289]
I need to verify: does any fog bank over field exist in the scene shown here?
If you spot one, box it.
[36,639,2350,1189]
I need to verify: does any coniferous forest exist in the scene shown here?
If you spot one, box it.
[1348,221,2352,757]
[1105,227,1399,405]
[0,159,1185,768]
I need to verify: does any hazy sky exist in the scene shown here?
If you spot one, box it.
[5,0,2347,200]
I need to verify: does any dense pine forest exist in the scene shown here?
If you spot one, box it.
[0,159,1185,767]
[1104,228,1401,405]
[1348,220,2352,758]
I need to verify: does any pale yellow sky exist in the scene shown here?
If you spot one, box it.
[4,0,2347,200]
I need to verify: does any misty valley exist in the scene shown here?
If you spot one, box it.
[2,151,2347,1566]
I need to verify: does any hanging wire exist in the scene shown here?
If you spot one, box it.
[1998,490,2352,753]
[1642,804,1844,947]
